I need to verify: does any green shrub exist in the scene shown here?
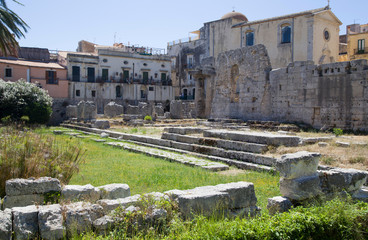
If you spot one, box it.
[144,115,152,121]
[0,79,53,124]
[333,128,343,137]
[0,126,85,197]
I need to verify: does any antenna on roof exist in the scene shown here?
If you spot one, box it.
[114,32,116,44]
[327,0,330,8]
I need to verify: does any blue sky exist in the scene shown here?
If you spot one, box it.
[7,0,368,52]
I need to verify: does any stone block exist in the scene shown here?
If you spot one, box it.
[100,132,109,138]
[213,182,257,209]
[6,177,61,196]
[352,187,368,202]
[38,204,65,240]
[276,151,320,179]
[319,168,368,194]
[66,105,77,119]
[97,195,141,214]
[104,102,124,118]
[93,216,117,235]
[335,141,350,147]
[318,142,328,147]
[267,196,293,215]
[98,184,130,200]
[12,205,39,240]
[3,194,44,209]
[63,202,104,236]
[0,209,12,240]
[77,101,97,121]
[280,174,322,201]
[92,120,110,129]
[61,184,101,202]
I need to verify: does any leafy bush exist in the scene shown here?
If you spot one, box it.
[0,79,53,124]
[0,126,85,197]
[333,128,343,137]
[144,115,153,121]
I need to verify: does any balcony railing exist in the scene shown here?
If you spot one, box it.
[83,76,172,86]
[354,48,368,55]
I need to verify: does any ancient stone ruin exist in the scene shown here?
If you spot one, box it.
[0,178,258,239]
[196,45,368,131]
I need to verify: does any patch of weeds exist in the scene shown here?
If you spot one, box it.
[44,191,61,204]
[266,145,277,153]
[321,156,337,165]
[333,128,343,137]
[348,156,366,164]
[144,115,153,121]
[131,128,138,134]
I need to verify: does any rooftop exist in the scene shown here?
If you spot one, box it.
[0,58,65,69]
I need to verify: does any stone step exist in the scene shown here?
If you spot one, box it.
[203,129,301,147]
[104,142,229,172]
[60,124,275,172]
[120,140,274,172]
[163,127,208,135]
[161,132,267,153]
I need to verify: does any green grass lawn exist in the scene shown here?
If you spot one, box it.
[44,127,280,209]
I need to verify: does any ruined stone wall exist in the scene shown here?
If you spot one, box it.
[206,45,368,131]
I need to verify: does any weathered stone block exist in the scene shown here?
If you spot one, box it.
[92,120,110,129]
[93,216,117,235]
[0,209,12,240]
[3,194,44,209]
[319,168,368,194]
[77,101,97,121]
[61,184,101,202]
[352,187,368,203]
[63,202,104,236]
[38,204,65,240]
[267,196,293,215]
[213,182,257,209]
[280,174,322,201]
[12,205,39,240]
[97,195,141,214]
[104,102,124,118]
[98,184,130,200]
[66,105,77,119]
[276,151,320,179]
[6,177,61,196]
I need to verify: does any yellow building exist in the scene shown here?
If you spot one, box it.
[344,24,368,61]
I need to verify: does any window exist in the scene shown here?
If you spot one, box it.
[72,66,80,82]
[91,90,96,98]
[46,70,57,84]
[143,72,149,82]
[245,31,254,46]
[76,90,80,97]
[123,70,129,81]
[358,39,365,54]
[5,68,12,78]
[154,73,158,78]
[149,86,154,91]
[140,90,146,99]
[116,86,122,98]
[124,60,128,65]
[102,69,109,81]
[161,73,167,81]
[281,25,291,44]
[324,29,330,41]
[87,67,95,82]
[187,55,193,68]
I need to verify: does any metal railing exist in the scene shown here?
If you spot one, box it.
[354,48,368,54]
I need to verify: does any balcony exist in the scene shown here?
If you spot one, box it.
[354,48,368,55]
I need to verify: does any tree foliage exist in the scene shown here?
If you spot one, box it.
[0,0,28,55]
[0,79,53,124]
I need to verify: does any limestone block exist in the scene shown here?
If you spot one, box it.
[280,174,322,201]
[177,190,230,218]
[104,102,124,118]
[144,192,166,201]
[97,195,141,214]
[352,187,368,202]
[267,196,293,215]
[145,137,172,147]
[98,184,130,200]
[335,141,350,147]
[12,205,39,240]
[0,209,12,240]
[145,208,167,224]
[77,101,97,121]
[276,151,321,179]
[100,132,109,138]
[3,194,44,209]
[66,105,77,119]
[213,182,257,209]
[93,216,116,235]
[319,168,368,194]
[63,202,104,235]
[61,184,101,202]
[318,142,328,147]
[6,177,61,196]
[38,204,65,240]
[92,120,110,129]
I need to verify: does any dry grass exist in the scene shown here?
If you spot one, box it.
[266,132,368,171]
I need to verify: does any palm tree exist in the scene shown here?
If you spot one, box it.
[0,0,28,56]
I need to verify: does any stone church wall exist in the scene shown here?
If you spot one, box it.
[206,45,368,131]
